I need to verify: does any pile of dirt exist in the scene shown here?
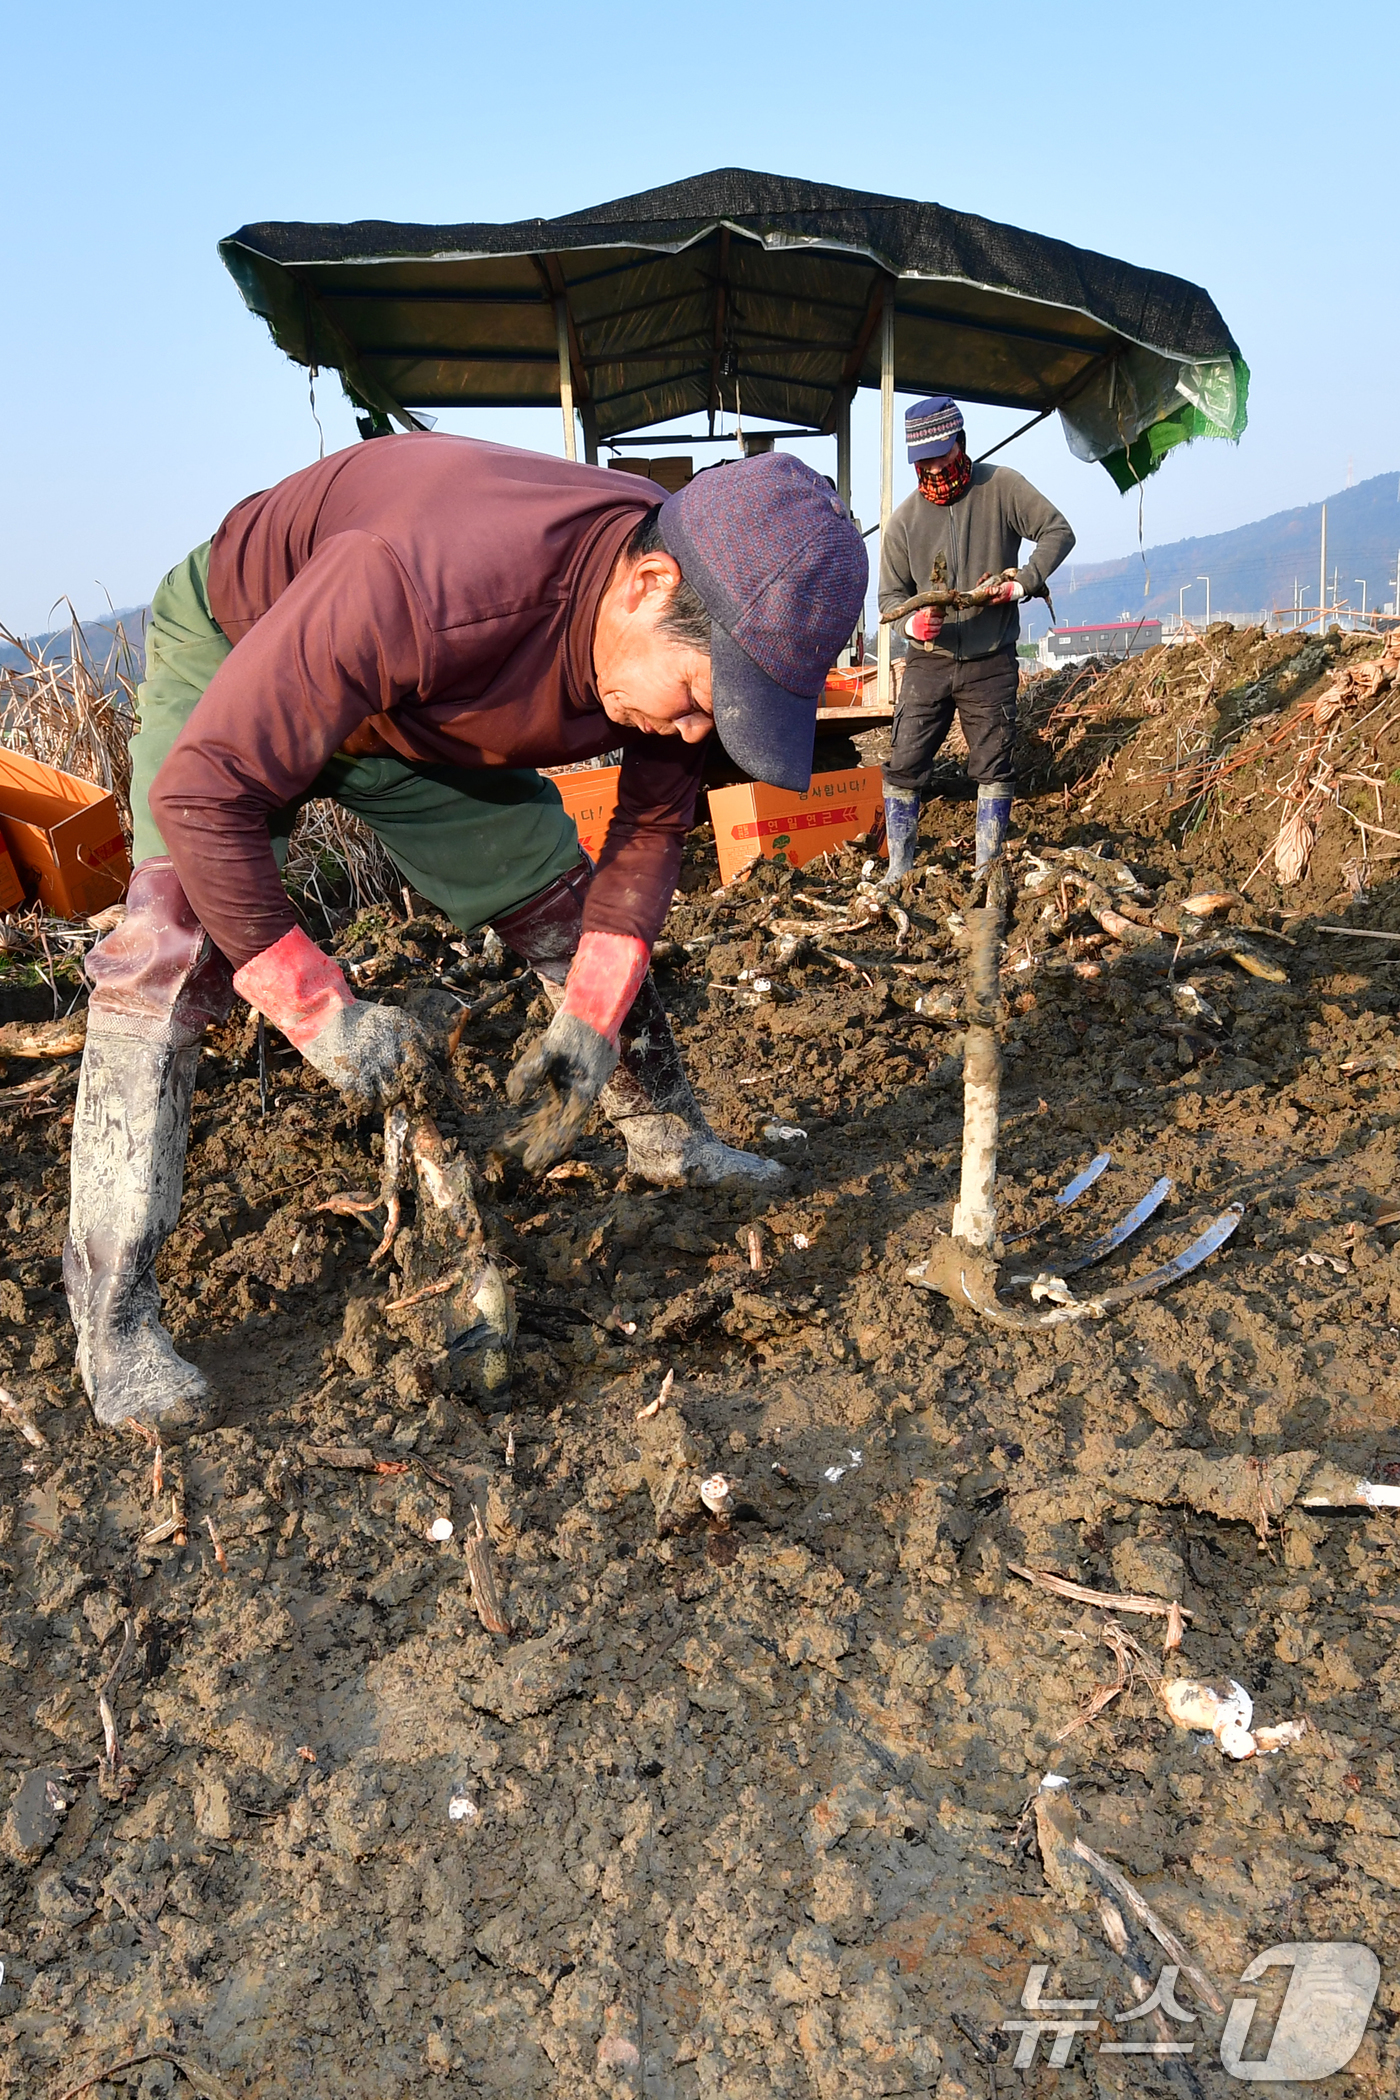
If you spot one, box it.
[1014,623,1400,913]
[3,651,1400,2094]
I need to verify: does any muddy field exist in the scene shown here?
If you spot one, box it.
[4,628,1400,2097]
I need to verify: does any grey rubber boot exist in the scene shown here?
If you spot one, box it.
[64,856,234,1440]
[599,977,786,1189]
[881,785,921,882]
[495,864,785,1189]
[64,1025,209,1439]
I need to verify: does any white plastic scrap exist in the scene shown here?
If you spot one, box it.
[763,1122,807,1143]
[1158,1678,1306,1761]
[429,1517,454,1543]
[699,1473,735,1515]
[822,1449,863,1485]
[793,1233,810,1249]
[448,1792,479,1823]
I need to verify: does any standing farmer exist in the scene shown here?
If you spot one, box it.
[66,438,866,1437]
[879,397,1074,876]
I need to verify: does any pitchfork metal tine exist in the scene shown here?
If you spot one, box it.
[923,1205,1245,1330]
[1000,1150,1112,1247]
[1004,1175,1174,1287]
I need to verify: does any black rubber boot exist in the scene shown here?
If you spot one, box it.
[493,864,784,1188]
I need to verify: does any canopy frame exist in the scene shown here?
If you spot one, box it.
[220,169,1246,498]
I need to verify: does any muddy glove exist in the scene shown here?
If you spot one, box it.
[505,931,649,1173]
[905,606,945,644]
[233,926,435,1112]
[974,570,1025,605]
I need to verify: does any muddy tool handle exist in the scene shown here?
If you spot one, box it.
[951,862,1007,1249]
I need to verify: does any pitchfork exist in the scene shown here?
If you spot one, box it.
[905,854,1241,1328]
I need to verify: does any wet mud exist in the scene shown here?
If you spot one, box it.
[2,629,1400,2095]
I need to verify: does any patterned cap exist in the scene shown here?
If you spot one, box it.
[906,395,965,462]
[657,453,868,791]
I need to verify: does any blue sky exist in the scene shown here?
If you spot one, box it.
[3,0,1397,634]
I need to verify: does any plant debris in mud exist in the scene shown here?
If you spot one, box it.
[2,628,1400,2093]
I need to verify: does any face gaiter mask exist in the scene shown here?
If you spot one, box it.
[916,449,973,505]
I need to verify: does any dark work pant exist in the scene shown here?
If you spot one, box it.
[883,645,1018,791]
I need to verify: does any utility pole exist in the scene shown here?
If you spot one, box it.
[1357,579,1368,621]
[1179,583,1189,628]
[1319,502,1327,630]
[1198,575,1210,627]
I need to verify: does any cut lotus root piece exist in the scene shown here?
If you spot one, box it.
[321,1106,515,1394]
[1158,1677,1307,1761]
[314,1101,408,1263]
[387,1112,515,1397]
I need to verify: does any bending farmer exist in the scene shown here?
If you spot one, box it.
[879,396,1074,877]
[66,438,866,1437]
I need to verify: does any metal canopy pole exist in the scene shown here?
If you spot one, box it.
[555,298,577,461]
[835,389,852,509]
[876,279,896,710]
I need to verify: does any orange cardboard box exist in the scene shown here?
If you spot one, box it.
[0,749,131,918]
[0,834,25,915]
[707,767,885,885]
[823,663,877,702]
[549,764,622,862]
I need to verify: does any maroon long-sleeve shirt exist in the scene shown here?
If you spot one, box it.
[149,435,707,969]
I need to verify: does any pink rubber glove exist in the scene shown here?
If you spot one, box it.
[906,607,944,644]
[558,931,651,1046]
[975,572,1026,606]
[233,925,431,1109]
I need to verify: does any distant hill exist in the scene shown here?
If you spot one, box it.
[0,607,148,679]
[1024,470,1400,635]
[7,471,1400,672]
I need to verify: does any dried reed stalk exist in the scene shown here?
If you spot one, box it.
[1,609,401,922]
[0,608,139,828]
[282,798,399,914]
